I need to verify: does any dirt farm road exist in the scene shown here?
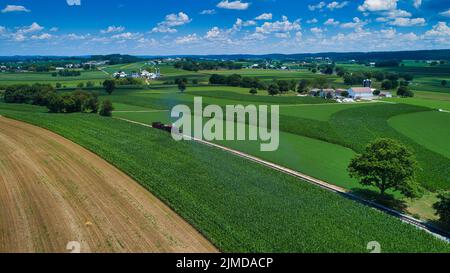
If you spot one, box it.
[0,117,217,253]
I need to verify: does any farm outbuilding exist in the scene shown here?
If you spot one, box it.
[347,87,374,99]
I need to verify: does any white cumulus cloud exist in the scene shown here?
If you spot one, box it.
[19,22,44,34]
[152,12,191,33]
[175,34,199,44]
[327,1,349,11]
[101,26,125,34]
[324,18,340,26]
[217,1,249,10]
[67,0,81,6]
[440,9,450,18]
[388,17,426,27]
[358,0,397,12]
[256,16,301,35]
[255,13,273,20]
[31,33,52,40]
[424,22,450,37]
[308,2,326,11]
[200,9,216,15]
[413,0,422,9]
[340,17,367,30]
[1,5,30,13]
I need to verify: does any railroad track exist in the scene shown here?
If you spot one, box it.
[116,117,450,243]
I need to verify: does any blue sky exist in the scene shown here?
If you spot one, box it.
[0,0,449,55]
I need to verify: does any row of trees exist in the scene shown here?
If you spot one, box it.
[174,60,243,72]
[45,91,99,113]
[209,74,334,96]
[51,70,81,77]
[341,70,413,86]
[265,78,332,96]
[3,84,113,116]
[4,84,55,104]
[114,77,143,86]
[209,74,268,90]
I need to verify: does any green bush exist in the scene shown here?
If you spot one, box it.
[99,100,114,117]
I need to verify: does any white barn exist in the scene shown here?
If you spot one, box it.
[347,87,374,99]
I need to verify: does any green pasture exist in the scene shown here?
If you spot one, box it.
[383,91,450,110]
[389,111,450,159]
[0,70,108,87]
[200,69,342,83]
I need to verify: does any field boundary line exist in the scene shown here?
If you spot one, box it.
[99,68,110,76]
[114,116,450,243]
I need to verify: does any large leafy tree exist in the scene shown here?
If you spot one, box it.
[348,138,420,197]
[268,83,280,96]
[297,79,310,94]
[177,81,186,93]
[103,80,116,95]
[99,100,114,117]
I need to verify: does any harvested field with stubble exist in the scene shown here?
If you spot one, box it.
[0,117,217,253]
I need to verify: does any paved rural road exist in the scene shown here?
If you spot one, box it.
[0,117,217,253]
[116,117,450,243]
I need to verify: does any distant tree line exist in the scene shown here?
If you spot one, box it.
[3,84,101,114]
[209,74,267,90]
[52,70,81,77]
[175,60,243,72]
[374,60,401,67]
[45,91,99,113]
[90,54,142,65]
[113,77,143,86]
[209,74,333,96]
[4,84,55,104]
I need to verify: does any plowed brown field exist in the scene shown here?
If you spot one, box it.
[0,117,217,253]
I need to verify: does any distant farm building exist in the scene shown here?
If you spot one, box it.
[319,89,336,98]
[347,87,374,99]
[113,71,128,78]
[141,68,161,80]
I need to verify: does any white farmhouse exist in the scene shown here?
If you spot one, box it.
[113,71,128,78]
[347,87,374,99]
[141,70,158,79]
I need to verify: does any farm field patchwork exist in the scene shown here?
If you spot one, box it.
[0,103,449,252]
[107,86,449,223]
[115,110,358,189]
[108,86,450,192]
